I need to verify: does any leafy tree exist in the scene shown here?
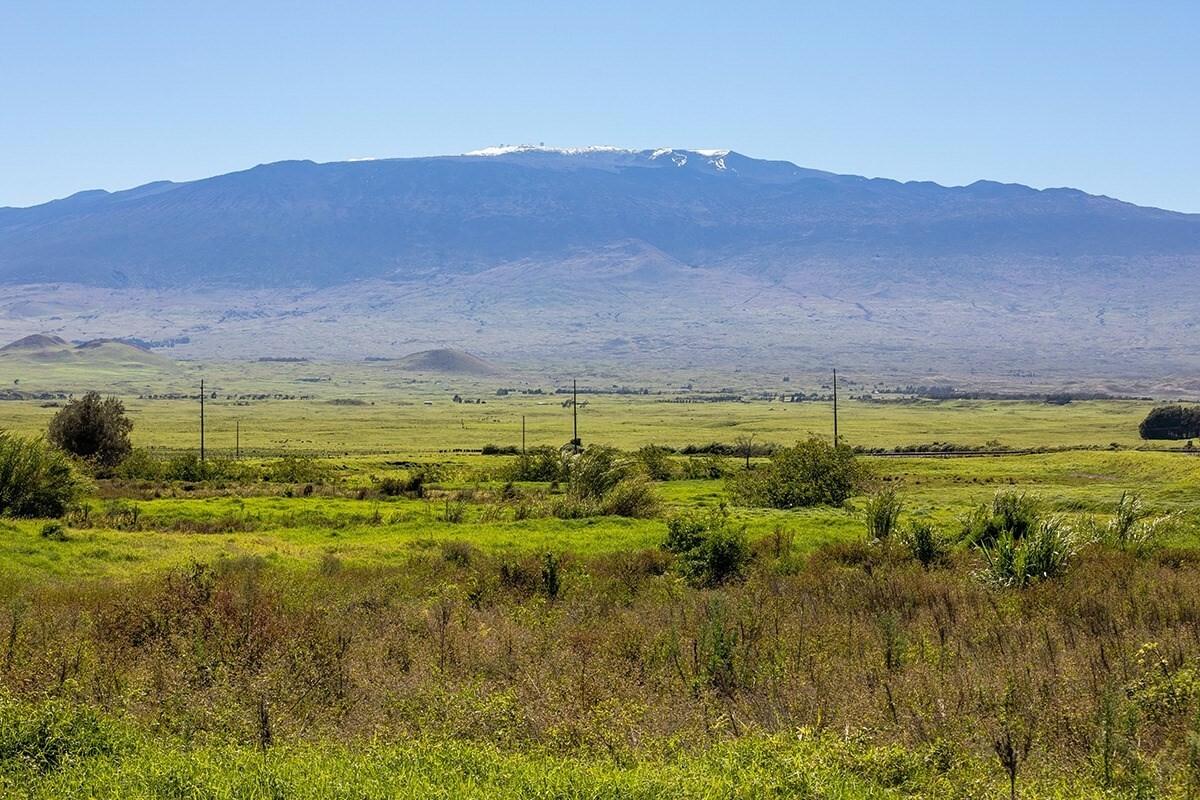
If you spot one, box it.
[0,432,85,517]
[1139,404,1200,440]
[47,392,133,469]
[729,435,865,509]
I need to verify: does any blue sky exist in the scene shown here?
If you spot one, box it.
[2,1,1198,211]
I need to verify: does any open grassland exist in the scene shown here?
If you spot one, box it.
[4,374,1200,797]
[0,449,1198,584]
[0,393,1172,456]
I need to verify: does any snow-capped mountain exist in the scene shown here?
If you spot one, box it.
[0,147,1197,381]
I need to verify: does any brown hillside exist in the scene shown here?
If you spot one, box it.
[393,349,500,375]
[0,333,71,352]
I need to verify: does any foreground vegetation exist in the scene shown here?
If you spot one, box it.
[4,382,1200,797]
[8,536,1200,798]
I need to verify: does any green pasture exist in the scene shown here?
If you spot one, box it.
[2,446,1197,585]
[3,367,1200,799]
[0,392,1171,457]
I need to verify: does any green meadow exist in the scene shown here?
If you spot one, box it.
[2,366,1200,798]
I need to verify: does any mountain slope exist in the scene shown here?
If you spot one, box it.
[0,147,1198,385]
[0,148,1196,289]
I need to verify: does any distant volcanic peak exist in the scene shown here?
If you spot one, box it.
[0,333,70,352]
[395,348,500,375]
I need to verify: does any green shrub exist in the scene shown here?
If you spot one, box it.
[1087,493,1171,555]
[378,467,436,498]
[504,446,567,482]
[114,448,165,481]
[160,454,262,483]
[979,517,1074,587]
[0,432,85,518]
[900,521,947,568]
[39,521,68,541]
[566,446,628,501]
[729,435,865,509]
[164,452,214,482]
[681,454,730,480]
[962,492,1041,547]
[601,476,660,518]
[664,508,752,587]
[267,455,332,484]
[864,488,903,543]
[541,552,562,599]
[635,445,677,481]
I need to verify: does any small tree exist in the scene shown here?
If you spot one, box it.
[48,392,133,469]
[733,434,756,470]
[729,435,865,509]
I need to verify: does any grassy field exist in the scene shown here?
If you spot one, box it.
[3,366,1200,797]
[0,393,1173,456]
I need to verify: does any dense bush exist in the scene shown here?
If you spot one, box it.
[564,446,629,501]
[680,454,730,480]
[1083,492,1173,555]
[504,446,567,482]
[899,521,948,568]
[160,454,261,483]
[0,699,120,775]
[664,508,751,587]
[113,448,165,480]
[267,455,332,484]
[47,392,133,470]
[962,492,1076,586]
[729,435,865,509]
[0,432,85,518]
[481,443,519,455]
[378,467,437,498]
[1139,404,1200,440]
[600,476,660,518]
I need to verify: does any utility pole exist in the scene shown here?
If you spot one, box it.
[832,368,839,444]
[235,419,240,460]
[571,378,580,451]
[200,379,206,462]
[521,415,526,458]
